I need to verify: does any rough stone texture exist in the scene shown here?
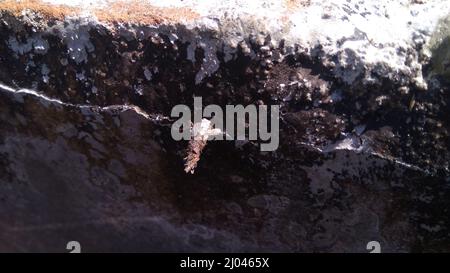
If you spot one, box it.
[0,0,449,252]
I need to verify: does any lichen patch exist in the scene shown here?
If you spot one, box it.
[0,0,79,20]
[285,0,311,10]
[93,0,199,25]
[0,0,200,25]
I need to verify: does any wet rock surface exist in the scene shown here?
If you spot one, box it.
[0,0,449,252]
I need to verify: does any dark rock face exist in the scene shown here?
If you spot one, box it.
[0,1,449,252]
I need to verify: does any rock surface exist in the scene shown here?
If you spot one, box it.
[0,0,449,252]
